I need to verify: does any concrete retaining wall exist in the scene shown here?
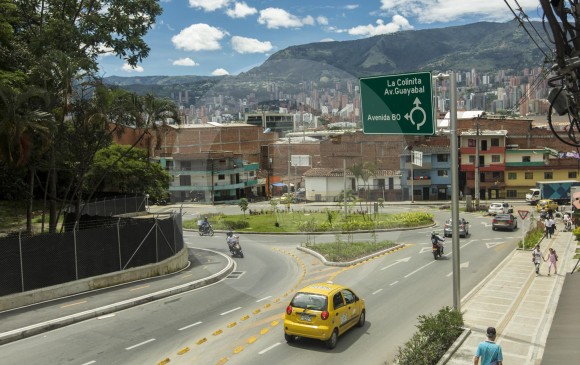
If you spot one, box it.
[0,247,189,311]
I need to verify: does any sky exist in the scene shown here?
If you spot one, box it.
[97,0,541,77]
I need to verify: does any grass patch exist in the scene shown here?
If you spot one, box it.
[183,210,433,233]
[304,240,397,262]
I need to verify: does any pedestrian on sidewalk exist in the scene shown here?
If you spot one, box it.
[533,244,546,275]
[547,248,558,276]
[474,326,503,365]
[549,216,556,237]
[544,218,553,238]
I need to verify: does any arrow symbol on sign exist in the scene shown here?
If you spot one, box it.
[380,257,411,271]
[404,98,427,130]
[446,261,470,277]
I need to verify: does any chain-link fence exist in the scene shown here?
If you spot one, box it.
[68,195,147,217]
[0,213,183,296]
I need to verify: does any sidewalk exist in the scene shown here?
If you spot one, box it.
[444,230,580,365]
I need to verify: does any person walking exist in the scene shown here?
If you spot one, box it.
[544,217,553,238]
[474,326,503,365]
[547,248,558,276]
[532,244,546,276]
[548,216,556,237]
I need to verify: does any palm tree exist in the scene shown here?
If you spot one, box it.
[348,161,377,213]
[0,84,53,232]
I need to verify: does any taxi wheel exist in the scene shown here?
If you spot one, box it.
[284,333,296,343]
[357,310,366,327]
[325,329,338,349]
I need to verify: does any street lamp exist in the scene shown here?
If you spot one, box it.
[145,194,149,212]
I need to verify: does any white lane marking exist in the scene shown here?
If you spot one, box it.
[220,307,242,316]
[390,281,399,286]
[372,289,383,295]
[256,296,272,302]
[419,247,433,254]
[259,342,281,355]
[81,361,96,365]
[380,257,411,270]
[404,261,435,278]
[125,338,156,350]
[446,261,470,277]
[97,314,115,320]
[485,242,503,248]
[178,321,202,331]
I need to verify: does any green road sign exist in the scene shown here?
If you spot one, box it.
[360,72,434,135]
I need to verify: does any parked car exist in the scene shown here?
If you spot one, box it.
[284,282,366,349]
[488,202,513,215]
[443,217,469,238]
[536,199,558,213]
[492,213,518,231]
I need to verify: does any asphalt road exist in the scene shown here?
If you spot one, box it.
[0,204,525,365]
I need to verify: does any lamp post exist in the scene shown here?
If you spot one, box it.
[145,194,149,212]
[405,145,415,203]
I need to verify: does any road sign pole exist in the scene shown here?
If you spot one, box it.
[449,72,460,312]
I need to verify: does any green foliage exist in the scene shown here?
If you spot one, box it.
[307,241,396,262]
[216,220,250,230]
[85,144,171,201]
[238,198,249,215]
[394,307,464,365]
[573,226,580,241]
[521,223,546,249]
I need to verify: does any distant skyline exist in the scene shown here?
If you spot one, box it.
[97,0,540,77]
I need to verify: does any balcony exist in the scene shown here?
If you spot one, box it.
[407,176,432,186]
[460,146,505,154]
[461,164,505,172]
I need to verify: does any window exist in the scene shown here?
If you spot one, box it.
[544,172,553,179]
[341,290,355,305]
[525,172,533,179]
[249,171,254,177]
[179,175,191,186]
[333,293,344,309]
[491,138,500,147]
[492,155,500,163]
[438,170,448,177]
[522,156,531,162]
[218,174,225,180]
[507,190,518,198]
[468,139,476,147]
[437,154,449,162]
[569,171,578,179]
[468,156,475,163]
[508,172,517,180]
[181,161,191,170]
[492,172,501,179]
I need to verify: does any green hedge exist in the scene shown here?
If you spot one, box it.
[394,306,464,365]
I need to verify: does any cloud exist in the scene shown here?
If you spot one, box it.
[172,24,228,51]
[188,0,230,12]
[212,68,230,76]
[226,2,257,18]
[345,5,359,10]
[320,38,335,42]
[122,64,144,73]
[258,8,310,29]
[378,0,537,23]
[231,36,273,54]
[173,58,199,66]
[317,16,329,25]
[348,15,413,37]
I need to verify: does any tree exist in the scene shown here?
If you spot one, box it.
[238,198,249,216]
[85,144,171,201]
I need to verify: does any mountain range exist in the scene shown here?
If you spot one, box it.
[105,21,551,97]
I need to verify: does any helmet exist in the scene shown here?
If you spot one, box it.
[431,231,437,236]
[227,231,233,237]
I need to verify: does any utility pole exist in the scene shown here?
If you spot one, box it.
[434,72,460,311]
[475,121,480,210]
[288,136,291,193]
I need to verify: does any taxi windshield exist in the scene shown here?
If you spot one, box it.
[290,293,328,311]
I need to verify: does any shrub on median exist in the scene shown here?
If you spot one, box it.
[393,306,464,365]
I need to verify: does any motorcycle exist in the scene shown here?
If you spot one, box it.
[563,216,572,232]
[432,235,445,260]
[198,223,214,236]
[227,236,244,258]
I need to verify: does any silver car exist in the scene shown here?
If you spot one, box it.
[443,218,469,238]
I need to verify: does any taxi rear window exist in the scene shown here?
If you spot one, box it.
[290,292,328,311]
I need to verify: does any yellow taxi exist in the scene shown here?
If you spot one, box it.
[284,282,366,349]
[536,199,558,212]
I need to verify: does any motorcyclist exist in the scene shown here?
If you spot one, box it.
[226,230,237,253]
[200,217,210,232]
[563,212,572,231]
[431,231,445,254]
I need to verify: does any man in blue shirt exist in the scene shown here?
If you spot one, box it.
[474,327,503,365]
